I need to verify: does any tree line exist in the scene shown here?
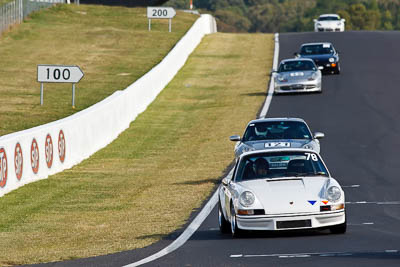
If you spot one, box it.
[166,0,400,32]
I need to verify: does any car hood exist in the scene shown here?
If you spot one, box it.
[278,70,315,81]
[244,139,311,149]
[242,176,329,214]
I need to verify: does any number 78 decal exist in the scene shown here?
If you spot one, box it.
[305,153,318,161]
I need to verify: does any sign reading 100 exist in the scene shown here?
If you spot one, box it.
[37,65,84,83]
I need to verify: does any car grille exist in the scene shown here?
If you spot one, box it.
[280,84,315,91]
[276,219,312,229]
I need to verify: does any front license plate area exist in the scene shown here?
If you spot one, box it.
[265,142,291,148]
[291,84,304,90]
[276,219,311,229]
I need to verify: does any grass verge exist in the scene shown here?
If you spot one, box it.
[0,4,197,136]
[0,32,273,265]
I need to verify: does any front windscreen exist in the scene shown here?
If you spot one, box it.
[242,121,312,142]
[300,44,334,55]
[318,16,340,21]
[236,151,329,182]
[278,60,316,72]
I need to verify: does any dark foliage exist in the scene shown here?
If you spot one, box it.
[166,0,400,32]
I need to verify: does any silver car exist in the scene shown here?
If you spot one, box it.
[274,58,322,94]
[230,118,324,158]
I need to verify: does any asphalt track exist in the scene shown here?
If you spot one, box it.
[25,31,400,267]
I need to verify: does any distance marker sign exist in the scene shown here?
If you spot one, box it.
[37,65,84,83]
[147,7,176,32]
[147,7,176,19]
[37,65,84,107]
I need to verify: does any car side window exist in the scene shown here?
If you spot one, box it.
[231,158,240,182]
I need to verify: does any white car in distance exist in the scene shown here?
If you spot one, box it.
[314,14,345,32]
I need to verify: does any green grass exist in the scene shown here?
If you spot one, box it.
[0,31,274,265]
[0,4,197,136]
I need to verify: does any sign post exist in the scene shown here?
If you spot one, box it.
[37,65,84,108]
[147,7,176,32]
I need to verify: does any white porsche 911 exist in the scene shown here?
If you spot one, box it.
[314,14,345,32]
[218,149,346,237]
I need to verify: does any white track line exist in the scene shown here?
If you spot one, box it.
[259,33,279,118]
[124,33,280,267]
[230,249,400,259]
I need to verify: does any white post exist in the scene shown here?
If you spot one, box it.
[72,83,76,108]
[40,83,44,105]
[148,19,151,31]
[169,18,171,32]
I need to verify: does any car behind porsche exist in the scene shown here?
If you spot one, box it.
[230,118,324,158]
[218,149,346,237]
[296,42,340,74]
[274,58,322,94]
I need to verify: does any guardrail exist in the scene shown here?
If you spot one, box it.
[0,14,217,197]
[0,0,64,35]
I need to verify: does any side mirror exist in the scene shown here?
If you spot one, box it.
[313,19,317,22]
[318,66,324,70]
[293,52,300,57]
[230,135,241,142]
[342,19,346,22]
[222,177,230,186]
[314,132,325,139]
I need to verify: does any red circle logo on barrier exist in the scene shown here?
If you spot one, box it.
[45,134,53,169]
[14,143,23,180]
[31,138,39,174]
[58,130,66,163]
[0,147,8,188]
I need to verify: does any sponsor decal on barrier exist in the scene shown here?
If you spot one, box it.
[308,200,316,205]
[322,200,329,205]
[58,130,65,163]
[14,143,23,180]
[0,148,7,187]
[31,138,39,174]
[45,134,53,169]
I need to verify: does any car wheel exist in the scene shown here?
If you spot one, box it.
[334,64,341,74]
[330,220,347,234]
[230,204,243,237]
[218,202,230,234]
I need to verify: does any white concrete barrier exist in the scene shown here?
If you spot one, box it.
[0,14,217,197]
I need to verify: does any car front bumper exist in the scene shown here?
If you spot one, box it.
[316,27,343,32]
[274,80,321,94]
[237,210,345,231]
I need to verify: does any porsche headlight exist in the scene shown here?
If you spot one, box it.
[329,57,335,63]
[327,186,341,202]
[240,191,255,207]
[308,73,317,81]
[276,75,288,82]
[242,145,255,153]
[303,143,313,149]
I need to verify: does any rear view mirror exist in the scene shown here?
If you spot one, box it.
[230,135,241,142]
[314,132,325,139]
[222,177,230,186]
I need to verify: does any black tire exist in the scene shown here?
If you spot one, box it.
[330,220,347,234]
[334,64,341,74]
[218,202,230,234]
[230,204,243,237]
